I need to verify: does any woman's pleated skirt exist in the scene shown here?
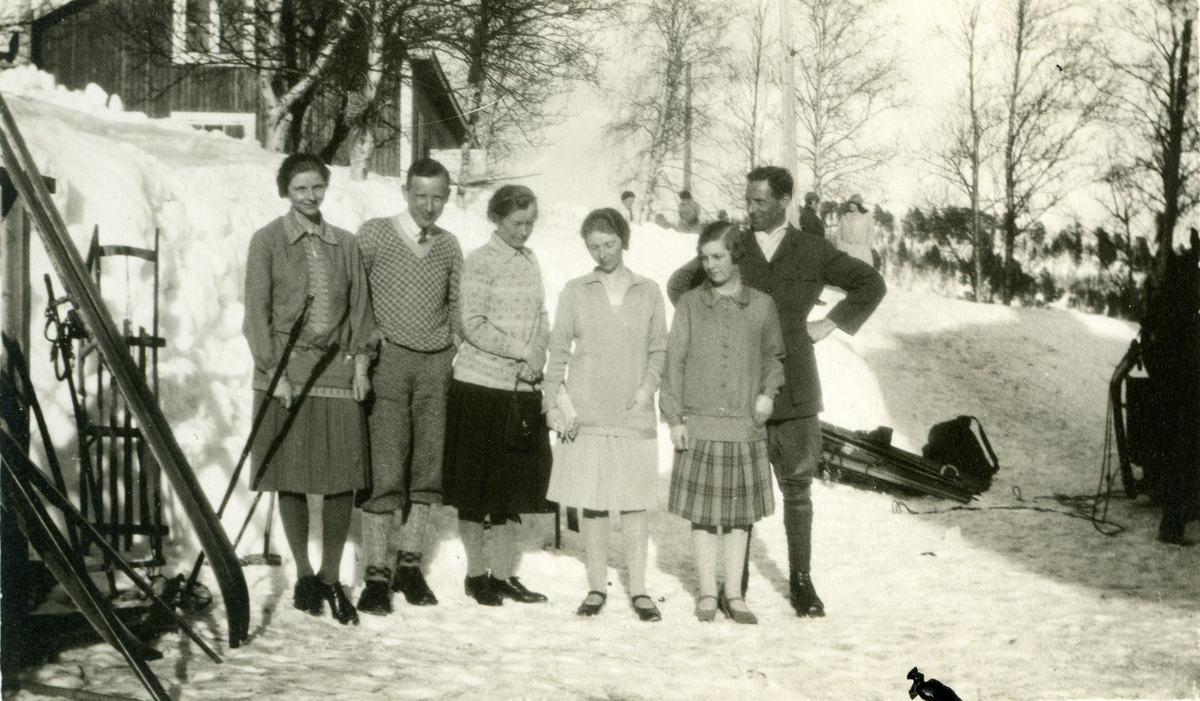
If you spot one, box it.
[249,391,368,494]
[546,434,658,512]
[442,380,555,519]
[667,438,774,528]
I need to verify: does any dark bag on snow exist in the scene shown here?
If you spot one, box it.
[922,416,998,494]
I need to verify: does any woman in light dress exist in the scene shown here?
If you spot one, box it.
[544,208,668,621]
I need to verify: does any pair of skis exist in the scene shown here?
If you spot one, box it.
[820,422,974,504]
[0,93,250,650]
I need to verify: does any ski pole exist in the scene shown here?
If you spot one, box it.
[184,295,312,591]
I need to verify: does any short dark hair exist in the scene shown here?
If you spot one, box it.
[487,184,537,223]
[620,190,636,201]
[747,166,793,200]
[804,191,820,205]
[406,157,451,187]
[697,221,746,262]
[679,190,693,200]
[580,208,630,250]
[277,153,330,197]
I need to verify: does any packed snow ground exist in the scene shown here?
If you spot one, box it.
[2,72,1198,701]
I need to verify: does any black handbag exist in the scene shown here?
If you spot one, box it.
[504,378,541,453]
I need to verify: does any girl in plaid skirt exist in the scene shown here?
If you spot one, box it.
[660,221,785,624]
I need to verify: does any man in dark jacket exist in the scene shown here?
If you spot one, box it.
[667,166,886,617]
[800,191,825,238]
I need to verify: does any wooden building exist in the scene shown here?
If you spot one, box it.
[5,0,469,178]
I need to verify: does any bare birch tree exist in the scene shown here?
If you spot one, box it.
[718,0,776,207]
[788,0,902,198]
[608,0,729,220]
[1102,0,1198,273]
[98,0,354,154]
[994,0,1106,303]
[926,0,999,302]
[434,0,611,188]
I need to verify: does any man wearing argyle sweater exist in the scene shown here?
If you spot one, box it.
[355,158,462,614]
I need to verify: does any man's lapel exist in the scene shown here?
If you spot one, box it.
[742,227,768,263]
[768,224,803,266]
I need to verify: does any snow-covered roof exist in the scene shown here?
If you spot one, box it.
[0,0,80,25]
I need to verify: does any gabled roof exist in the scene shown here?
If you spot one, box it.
[409,49,470,145]
[0,0,82,25]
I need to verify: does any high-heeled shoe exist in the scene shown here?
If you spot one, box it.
[630,595,662,622]
[293,575,325,617]
[694,595,718,622]
[717,590,757,625]
[324,581,360,626]
[576,590,606,616]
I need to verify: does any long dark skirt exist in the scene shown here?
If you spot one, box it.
[250,391,368,494]
[442,380,554,520]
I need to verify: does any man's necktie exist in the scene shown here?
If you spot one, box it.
[418,227,430,244]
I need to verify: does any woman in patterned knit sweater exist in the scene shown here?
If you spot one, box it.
[243,154,376,625]
[543,208,668,622]
[443,184,555,606]
[661,221,785,625]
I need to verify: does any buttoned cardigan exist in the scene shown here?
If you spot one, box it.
[667,225,885,419]
[659,281,785,442]
[242,212,377,395]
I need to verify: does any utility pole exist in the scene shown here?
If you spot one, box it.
[683,62,693,192]
[780,0,798,224]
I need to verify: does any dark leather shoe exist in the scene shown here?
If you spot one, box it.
[576,590,606,616]
[464,574,502,606]
[489,575,548,603]
[790,571,825,618]
[630,595,662,622]
[357,576,393,616]
[392,566,438,606]
[717,589,758,625]
[324,581,360,625]
[293,575,324,616]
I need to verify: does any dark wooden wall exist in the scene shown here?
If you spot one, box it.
[32,1,465,178]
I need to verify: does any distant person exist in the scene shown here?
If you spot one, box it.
[621,190,637,223]
[834,194,875,266]
[354,157,461,615]
[443,184,554,606]
[243,153,377,626]
[799,191,825,238]
[666,166,886,619]
[544,208,668,622]
[661,221,785,624]
[678,190,702,234]
[717,209,730,223]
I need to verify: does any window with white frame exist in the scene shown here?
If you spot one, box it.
[172,0,260,64]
